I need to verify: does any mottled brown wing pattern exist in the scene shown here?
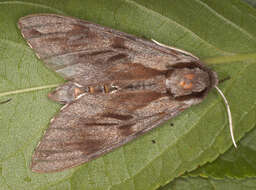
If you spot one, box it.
[18,14,218,173]
[31,91,188,173]
[18,14,197,85]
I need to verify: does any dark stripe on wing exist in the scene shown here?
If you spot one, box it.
[106,53,128,63]
[102,113,133,120]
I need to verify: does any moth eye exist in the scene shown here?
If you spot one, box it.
[179,73,195,90]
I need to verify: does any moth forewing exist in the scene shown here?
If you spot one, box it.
[17,14,234,173]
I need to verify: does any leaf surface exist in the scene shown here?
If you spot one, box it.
[159,176,256,190]
[0,0,256,190]
[190,126,256,179]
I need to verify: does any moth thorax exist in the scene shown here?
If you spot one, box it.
[166,67,210,98]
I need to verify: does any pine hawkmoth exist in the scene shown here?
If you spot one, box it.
[18,14,236,173]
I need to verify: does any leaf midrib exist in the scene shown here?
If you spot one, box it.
[0,84,59,98]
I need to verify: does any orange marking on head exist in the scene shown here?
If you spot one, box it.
[179,81,185,86]
[179,81,193,89]
[185,74,195,80]
[184,83,193,89]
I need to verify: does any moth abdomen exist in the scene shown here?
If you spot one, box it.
[123,80,158,91]
[87,83,120,94]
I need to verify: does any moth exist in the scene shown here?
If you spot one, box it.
[18,14,236,173]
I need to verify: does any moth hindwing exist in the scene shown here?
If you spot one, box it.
[18,14,218,173]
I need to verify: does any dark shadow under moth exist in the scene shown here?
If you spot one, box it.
[17,14,235,173]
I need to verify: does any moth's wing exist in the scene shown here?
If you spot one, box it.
[31,91,189,173]
[18,14,196,85]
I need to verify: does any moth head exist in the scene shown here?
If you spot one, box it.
[166,67,210,98]
[48,82,84,104]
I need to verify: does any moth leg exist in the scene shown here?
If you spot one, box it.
[151,39,199,60]
[48,81,86,104]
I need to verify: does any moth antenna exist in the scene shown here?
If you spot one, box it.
[151,39,199,60]
[215,86,237,148]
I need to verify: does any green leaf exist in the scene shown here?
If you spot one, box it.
[0,0,256,190]
[243,0,256,8]
[158,176,256,190]
[190,125,256,179]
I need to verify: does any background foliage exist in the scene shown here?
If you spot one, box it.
[0,0,255,189]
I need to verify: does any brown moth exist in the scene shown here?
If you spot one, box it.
[18,14,235,173]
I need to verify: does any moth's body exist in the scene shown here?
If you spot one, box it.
[51,67,212,104]
[80,78,165,94]
[18,14,218,173]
